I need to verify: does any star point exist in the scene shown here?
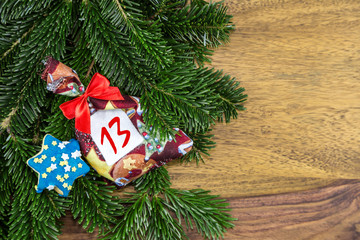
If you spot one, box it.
[72,166,77,172]
[51,156,56,162]
[52,141,57,146]
[61,153,69,161]
[71,150,81,159]
[64,165,71,172]
[64,174,69,179]
[42,173,47,178]
[47,185,54,191]
[46,167,52,173]
[58,142,66,149]
[43,145,49,150]
[78,163,82,168]
[50,163,57,170]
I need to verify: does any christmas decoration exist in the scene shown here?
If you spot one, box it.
[0,1,246,239]
[27,135,90,197]
[42,58,193,187]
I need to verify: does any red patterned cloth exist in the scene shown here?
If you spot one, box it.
[42,58,193,187]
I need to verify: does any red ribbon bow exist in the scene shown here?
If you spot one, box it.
[59,73,123,134]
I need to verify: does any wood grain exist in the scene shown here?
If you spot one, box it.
[61,0,360,239]
[187,180,360,240]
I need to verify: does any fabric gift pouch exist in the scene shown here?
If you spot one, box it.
[42,57,193,187]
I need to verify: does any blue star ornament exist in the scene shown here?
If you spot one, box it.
[27,134,90,197]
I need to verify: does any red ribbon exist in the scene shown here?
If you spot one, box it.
[59,73,123,134]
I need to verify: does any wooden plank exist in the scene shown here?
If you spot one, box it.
[169,0,360,197]
[187,180,360,240]
[60,180,360,239]
[61,0,360,239]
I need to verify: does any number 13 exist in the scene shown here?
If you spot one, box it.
[101,117,130,154]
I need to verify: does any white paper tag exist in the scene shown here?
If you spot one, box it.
[91,109,144,166]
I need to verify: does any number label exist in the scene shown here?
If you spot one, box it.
[101,117,130,154]
[91,109,144,166]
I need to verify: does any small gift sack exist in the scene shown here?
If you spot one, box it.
[42,57,193,187]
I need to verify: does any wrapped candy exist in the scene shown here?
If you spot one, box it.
[42,57,193,187]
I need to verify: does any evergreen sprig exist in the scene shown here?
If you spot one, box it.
[0,135,10,239]
[0,2,72,136]
[0,0,53,24]
[44,97,76,140]
[99,0,174,69]
[70,170,124,234]
[164,188,236,239]
[102,191,188,240]
[104,167,235,240]
[181,130,216,164]
[0,0,245,239]
[159,1,234,47]
[2,135,68,240]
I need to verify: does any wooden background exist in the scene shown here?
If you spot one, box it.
[60,0,360,239]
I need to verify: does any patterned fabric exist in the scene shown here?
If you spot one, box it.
[27,135,90,197]
[76,95,193,187]
[40,57,193,188]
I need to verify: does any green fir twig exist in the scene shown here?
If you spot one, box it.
[0,0,244,239]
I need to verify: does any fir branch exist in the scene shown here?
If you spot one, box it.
[158,1,234,47]
[104,168,175,239]
[144,64,218,133]
[8,187,67,240]
[147,195,187,240]
[80,0,153,91]
[189,43,214,66]
[81,0,178,137]
[70,169,124,235]
[165,39,214,67]
[43,96,75,140]
[0,13,42,82]
[85,59,95,79]
[0,1,242,239]
[0,0,53,23]
[143,0,185,19]
[133,166,171,194]
[211,73,247,122]
[99,0,173,69]
[0,182,9,239]
[79,0,243,138]
[68,31,95,80]
[180,129,216,164]
[140,90,179,138]
[0,16,38,61]
[164,188,236,240]
[110,167,235,239]
[102,192,187,240]
[0,2,73,136]
[3,135,68,240]
[0,135,11,239]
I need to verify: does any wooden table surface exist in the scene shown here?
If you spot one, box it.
[60,1,360,239]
